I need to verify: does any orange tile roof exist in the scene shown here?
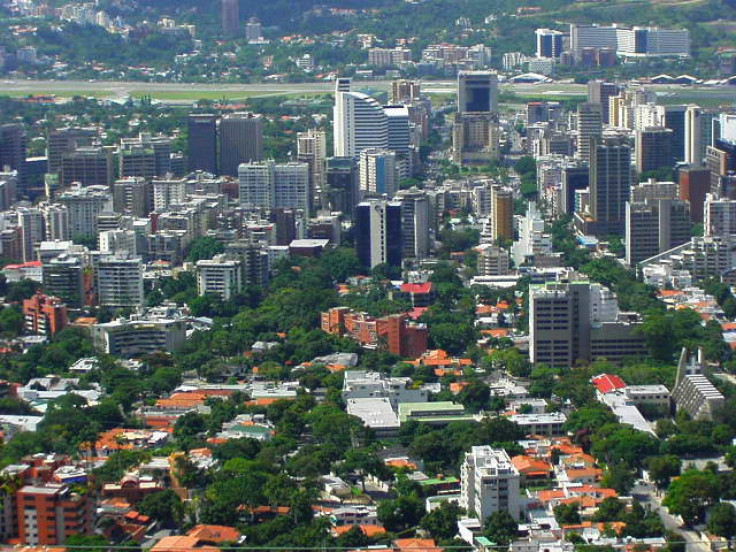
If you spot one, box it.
[151,536,219,552]
[333,525,387,538]
[449,382,470,394]
[537,489,565,503]
[511,455,553,476]
[385,458,418,470]
[187,525,241,543]
[393,539,442,552]
[564,467,603,480]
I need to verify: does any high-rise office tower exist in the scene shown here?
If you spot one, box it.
[325,157,358,215]
[187,114,218,174]
[490,185,514,242]
[359,149,398,197]
[354,199,402,268]
[535,29,564,58]
[119,139,155,180]
[384,105,412,155]
[43,255,86,308]
[587,137,633,235]
[297,129,327,212]
[395,187,430,259]
[664,105,687,162]
[0,123,27,189]
[452,114,500,166]
[587,81,620,125]
[390,80,421,105]
[684,106,715,167]
[48,127,96,174]
[679,166,710,222]
[576,103,603,163]
[333,78,388,158]
[221,0,239,37]
[238,160,310,214]
[457,71,498,114]
[60,146,114,188]
[625,179,691,265]
[635,127,674,173]
[113,177,153,217]
[220,112,263,177]
[561,164,589,215]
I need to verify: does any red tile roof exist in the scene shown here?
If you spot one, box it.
[591,374,626,394]
[400,282,433,294]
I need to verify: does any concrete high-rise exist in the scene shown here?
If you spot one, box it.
[395,187,430,260]
[325,157,359,215]
[679,165,710,222]
[635,127,674,173]
[97,255,144,309]
[685,106,715,166]
[0,124,26,190]
[333,78,388,158]
[238,160,309,214]
[390,80,421,105]
[359,149,398,197]
[60,146,114,188]
[16,484,92,545]
[664,105,687,163]
[220,112,263,177]
[457,71,498,114]
[576,103,603,163]
[48,127,96,174]
[354,199,402,268]
[536,29,564,59]
[119,134,171,178]
[490,185,514,242]
[460,447,521,524]
[297,129,327,211]
[625,179,691,265]
[587,137,632,235]
[587,81,620,125]
[16,207,43,263]
[113,177,153,217]
[187,114,218,174]
[57,184,113,238]
[196,254,243,300]
[221,0,239,36]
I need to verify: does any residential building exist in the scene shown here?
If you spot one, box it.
[47,127,96,174]
[460,446,521,524]
[354,199,402,268]
[97,256,144,309]
[22,293,69,336]
[476,244,511,276]
[220,112,263,177]
[390,80,421,104]
[490,185,513,242]
[42,254,86,308]
[672,348,725,421]
[16,484,92,545]
[238,160,310,215]
[394,187,430,259]
[452,113,500,166]
[92,317,187,357]
[196,254,243,300]
[153,177,187,211]
[57,184,113,238]
[576,103,602,163]
[297,129,327,212]
[113,177,153,217]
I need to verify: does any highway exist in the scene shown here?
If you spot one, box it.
[2,78,735,104]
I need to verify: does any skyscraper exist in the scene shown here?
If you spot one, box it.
[685,106,716,166]
[395,187,430,259]
[587,81,620,125]
[664,105,687,162]
[635,127,674,173]
[238,160,310,214]
[297,129,327,212]
[359,149,398,197]
[576,103,603,163]
[536,29,564,59]
[457,71,498,114]
[220,112,263,177]
[221,0,239,37]
[245,17,262,42]
[588,137,633,235]
[48,127,96,174]
[390,80,421,105]
[113,177,153,217]
[0,124,27,187]
[490,185,514,242]
[187,114,218,174]
[325,157,359,215]
[60,146,114,188]
[354,199,402,268]
[333,78,388,158]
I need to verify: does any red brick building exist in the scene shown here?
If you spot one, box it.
[16,484,92,545]
[321,307,427,358]
[22,293,69,336]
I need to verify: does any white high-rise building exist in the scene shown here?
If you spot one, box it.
[333,78,388,158]
[704,193,736,238]
[57,184,112,239]
[97,255,144,309]
[238,161,310,214]
[16,207,44,263]
[460,446,521,524]
[153,178,187,211]
[196,254,243,300]
[41,204,71,242]
[395,187,430,260]
[359,149,398,197]
[297,129,327,209]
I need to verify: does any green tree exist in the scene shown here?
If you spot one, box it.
[377,495,426,532]
[708,503,736,539]
[663,469,718,525]
[646,455,681,489]
[185,236,225,262]
[138,490,184,529]
[456,380,491,413]
[483,510,519,546]
[554,503,582,525]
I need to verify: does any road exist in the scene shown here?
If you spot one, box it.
[2,78,736,104]
[632,481,711,552]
